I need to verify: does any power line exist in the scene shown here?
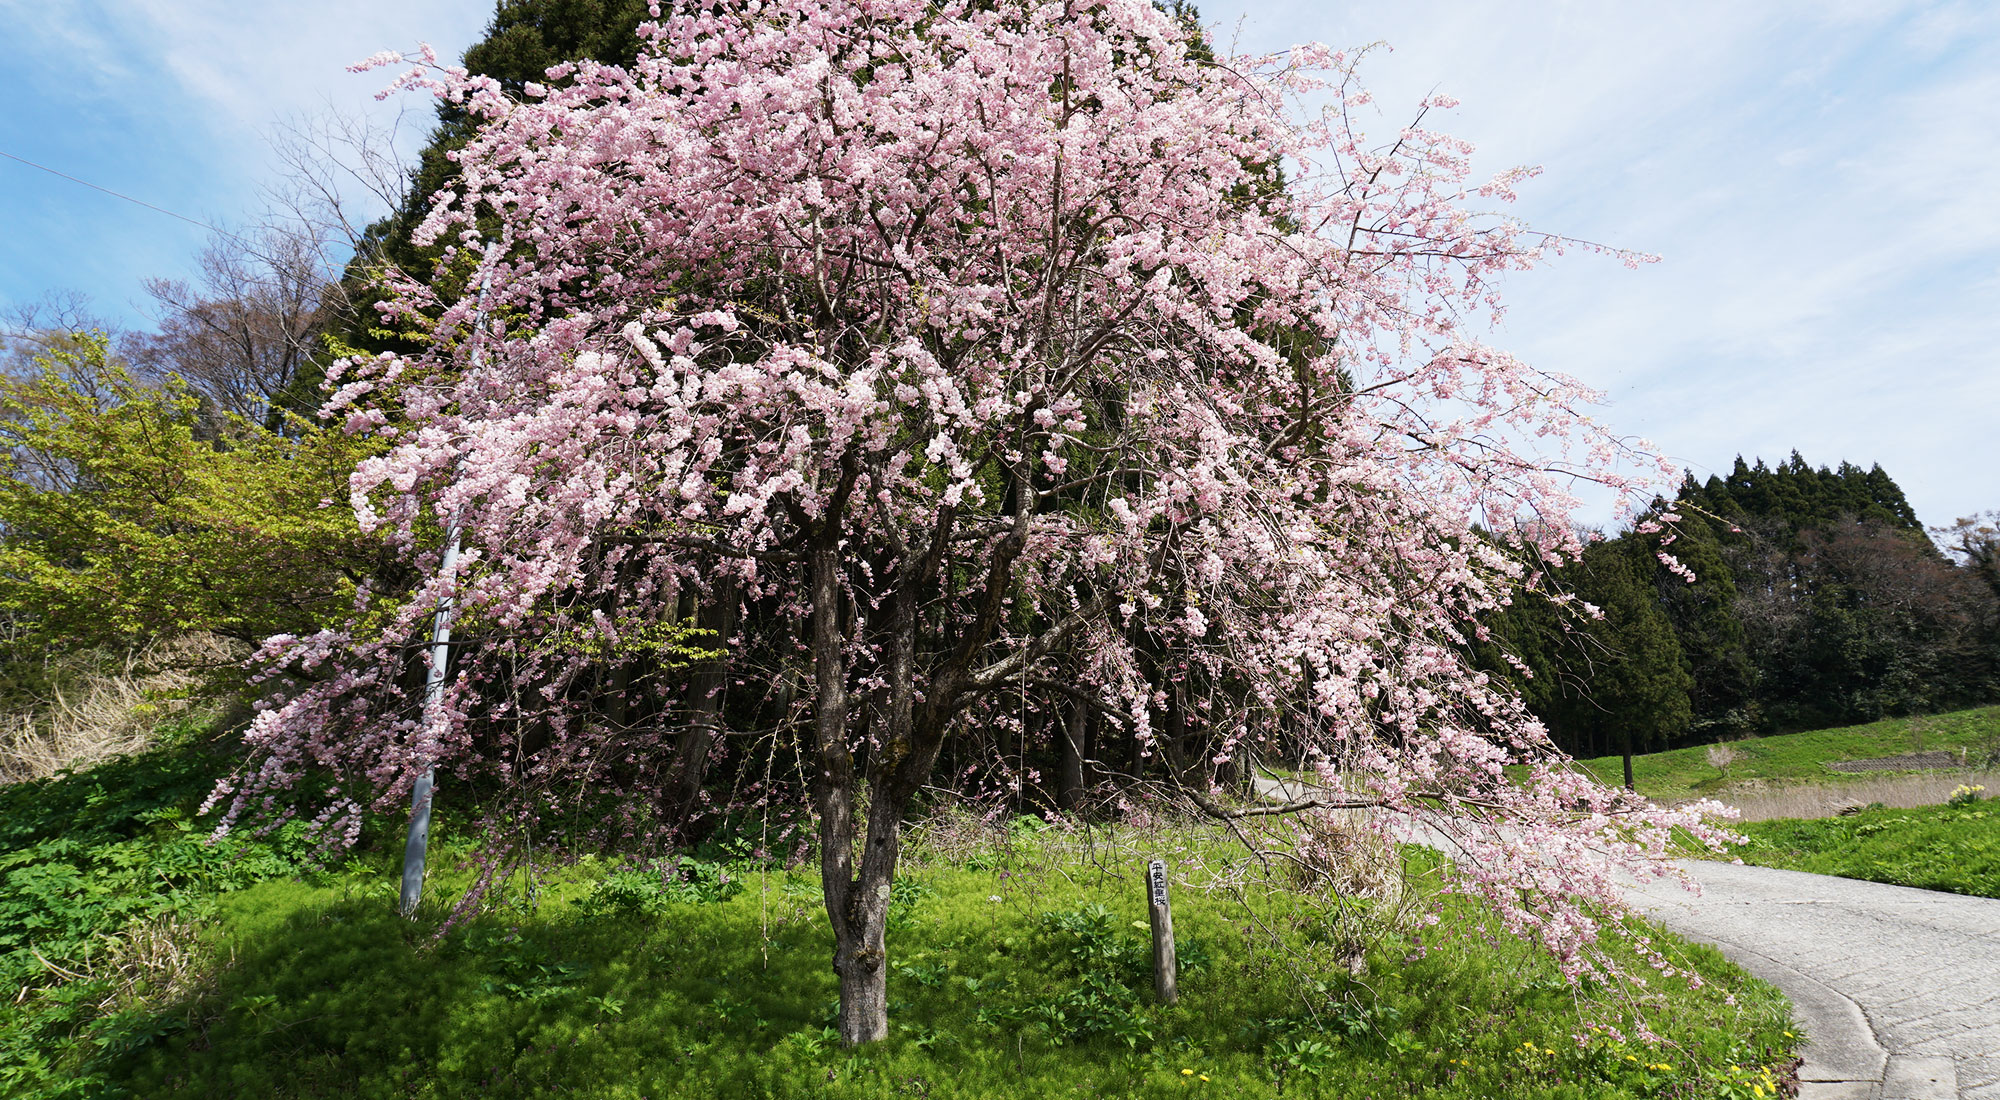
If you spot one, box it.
[0,146,235,239]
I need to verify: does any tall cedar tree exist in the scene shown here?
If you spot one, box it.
[1487,455,1995,749]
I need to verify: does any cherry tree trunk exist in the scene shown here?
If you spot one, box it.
[1059,703,1088,812]
[807,530,900,1046]
[820,833,893,1040]
[819,744,932,1044]
[670,577,738,820]
[824,805,902,1045]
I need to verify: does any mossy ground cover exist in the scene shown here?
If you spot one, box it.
[1728,793,2000,899]
[1566,705,2000,803]
[2,740,1800,1100]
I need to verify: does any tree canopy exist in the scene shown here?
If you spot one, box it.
[1482,456,2000,754]
[0,334,388,657]
[226,0,1730,1043]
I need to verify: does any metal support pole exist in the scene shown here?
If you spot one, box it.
[398,245,498,919]
[398,530,463,918]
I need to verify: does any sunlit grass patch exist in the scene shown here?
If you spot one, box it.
[77,826,1795,1100]
[1729,796,2000,898]
[0,735,1800,1100]
[1568,705,2000,805]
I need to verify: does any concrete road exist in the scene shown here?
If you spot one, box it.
[1247,778,2000,1098]
[1626,861,2000,1100]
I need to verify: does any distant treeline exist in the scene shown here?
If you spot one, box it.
[1476,454,2000,758]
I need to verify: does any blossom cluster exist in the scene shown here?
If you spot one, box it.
[218,0,1730,985]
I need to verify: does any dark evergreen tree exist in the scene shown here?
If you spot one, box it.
[1676,455,1990,731]
[1469,561,1578,747]
[1569,538,1692,777]
[1488,455,1997,751]
[331,0,658,361]
[1484,538,1692,767]
[1650,509,1757,736]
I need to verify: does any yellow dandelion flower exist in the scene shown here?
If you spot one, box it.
[1181,1069,1194,1076]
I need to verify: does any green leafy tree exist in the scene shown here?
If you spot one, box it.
[1758,520,1997,727]
[0,333,391,657]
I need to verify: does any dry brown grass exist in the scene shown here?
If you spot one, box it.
[97,911,212,1008]
[0,634,243,784]
[24,910,214,1014]
[1286,808,1402,901]
[1693,770,2000,822]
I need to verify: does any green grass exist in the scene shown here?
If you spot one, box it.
[0,738,1802,1100]
[93,846,1792,1100]
[1566,705,2000,803]
[1728,791,2000,898]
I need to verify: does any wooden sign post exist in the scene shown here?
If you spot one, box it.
[1146,858,1178,1005]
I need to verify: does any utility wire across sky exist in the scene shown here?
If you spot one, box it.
[1,147,237,240]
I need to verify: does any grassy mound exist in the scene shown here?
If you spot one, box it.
[103,849,1794,1100]
[1569,705,2000,803]
[0,739,1799,1099]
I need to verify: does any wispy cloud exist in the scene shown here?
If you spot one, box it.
[0,0,490,331]
[1206,0,2000,529]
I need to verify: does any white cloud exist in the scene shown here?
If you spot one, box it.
[1203,0,2000,528]
[0,0,490,320]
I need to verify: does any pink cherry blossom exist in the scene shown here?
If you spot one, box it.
[232,0,1733,1044]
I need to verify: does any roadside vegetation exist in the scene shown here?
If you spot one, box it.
[1728,786,1998,899]
[1568,705,2000,804]
[1573,706,2000,898]
[0,721,1800,1100]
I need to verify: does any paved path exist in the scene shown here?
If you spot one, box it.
[1625,862,2000,1100]
[1248,779,2000,1098]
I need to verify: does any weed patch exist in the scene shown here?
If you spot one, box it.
[70,843,1794,1100]
[1,747,1801,1099]
[1730,797,2000,898]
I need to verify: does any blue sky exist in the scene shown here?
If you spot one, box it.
[1,0,1994,531]
[1201,0,2000,531]
[0,0,488,320]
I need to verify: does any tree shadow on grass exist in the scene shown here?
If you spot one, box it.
[108,877,843,1099]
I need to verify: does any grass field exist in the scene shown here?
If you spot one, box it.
[1565,707,2000,898]
[0,737,1800,1100]
[1729,789,1999,899]
[1568,705,2000,805]
[99,848,1797,1100]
